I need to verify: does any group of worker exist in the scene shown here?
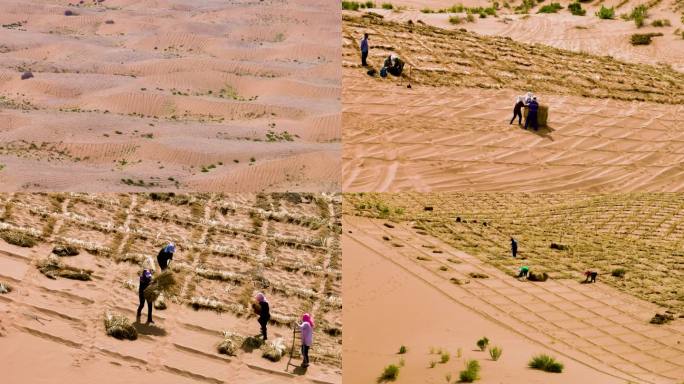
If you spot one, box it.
[510,92,540,131]
[359,33,404,77]
[510,238,598,283]
[136,242,315,369]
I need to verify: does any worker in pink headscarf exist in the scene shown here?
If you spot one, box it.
[297,313,314,367]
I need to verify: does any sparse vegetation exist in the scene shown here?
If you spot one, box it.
[378,364,400,382]
[489,346,502,361]
[626,5,647,27]
[459,359,480,382]
[568,2,586,15]
[398,345,407,354]
[631,32,662,45]
[476,337,489,351]
[611,268,626,278]
[596,6,615,19]
[529,354,564,373]
[538,2,562,13]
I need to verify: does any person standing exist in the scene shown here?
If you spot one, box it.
[584,271,598,283]
[136,268,154,324]
[360,33,369,66]
[256,292,270,340]
[298,313,314,368]
[157,242,175,271]
[524,97,540,131]
[510,97,525,125]
[511,238,518,258]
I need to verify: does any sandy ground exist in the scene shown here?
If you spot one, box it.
[0,0,340,192]
[342,10,684,192]
[360,1,684,71]
[343,216,684,384]
[0,193,342,384]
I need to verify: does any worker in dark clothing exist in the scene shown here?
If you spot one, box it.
[511,238,518,258]
[360,33,369,66]
[157,242,175,271]
[524,97,539,131]
[510,96,525,125]
[584,271,598,283]
[384,55,404,76]
[136,268,154,324]
[256,292,270,340]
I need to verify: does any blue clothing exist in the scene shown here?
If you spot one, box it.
[360,38,368,53]
[527,100,539,113]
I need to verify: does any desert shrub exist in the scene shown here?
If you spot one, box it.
[651,19,669,27]
[611,268,626,278]
[365,1,376,7]
[476,337,489,351]
[378,364,400,382]
[143,271,177,302]
[650,312,675,324]
[217,338,237,355]
[52,245,79,256]
[262,338,286,362]
[104,312,137,340]
[20,71,33,80]
[489,346,502,361]
[440,350,450,363]
[382,2,393,9]
[529,354,563,372]
[398,345,407,354]
[528,271,549,282]
[596,6,615,19]
[342,1,360,10]
[469,272,489,279]
[628,5,647,27]
[449,15,464,24]
[0,230,38,247]
[0,282,11,294]
[538,2,562,13]
[459,360,480,382]
[549,242,568,250]
[631,33,662,45]
[568,2,585,15]
[37,256,92,281]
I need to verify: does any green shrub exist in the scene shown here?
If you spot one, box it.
[630,33,662,45]
[611,268,626,277]
[476,337,489,351]
[381,2,393,9]
[489,346,502,361]
[378,364,400,382]
[651,19,670,27]
[538,2,562,13]
[628,5,647,27]
[529,354,564,373]
[459,360,480,382]
[568,2,585,15]
[449,15,464,24]
[440,350,450,363]
[398,345,407,354]
[342,1,360,10]
[596,5,615,19]
[365,1,376,7]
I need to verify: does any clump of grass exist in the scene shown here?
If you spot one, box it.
[568,2,585,15]
[104,312,137,340]
[459,359,480,382]
[538,2,562,13]
[630,32,662,45]
[489,346,502,361]
[381,2,394,9]
[440,350,450,363]
[627,5,647,27]
[37,256,92,281]
[650,312,675,324]
[0,229,38,248]
[611,268,626,278]
[262,338,286,362]
[0,282,11,294]
[476,337,489,351]
[342,1,361,11]
[52,244,79,256]
[143,271,177,302]
[378,364,400,382]
[449,15,464,24]
[529,354,564,372]
[469,272,489,279]
[651,19,669,27]
[398,345,407,354]
[596,5,615,19]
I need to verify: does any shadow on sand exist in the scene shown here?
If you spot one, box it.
[524,124,556,141]
[133,322,167,336]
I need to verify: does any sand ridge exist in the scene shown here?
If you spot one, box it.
[343,215,684,384]
[0,0,340,191]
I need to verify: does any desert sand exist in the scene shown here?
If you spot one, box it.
[0,193,342,383]
[0,0,340,192]
[342,5,684,192]
[343,214,684,384]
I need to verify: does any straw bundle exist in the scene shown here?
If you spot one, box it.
[523,105,549,127]
[104,312,138,340]
[143,271,177,302]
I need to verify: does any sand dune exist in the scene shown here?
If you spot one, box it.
[0,193,342,383]
[343,215,684,384]
[342,13,684,192]
[0,0,340,191]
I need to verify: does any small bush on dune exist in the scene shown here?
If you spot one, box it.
[596,5,615,19]
[651,19,669,27]
[52,245,79,256]
[630,33,662,45]
[489,346,502,361]
[611,268,626,278]
[529,354,563,372]
[568,2,585,15]
[476,337,489,351]
[440,350,450,363]
[628,5,647,27]
[342,1,360,10]
[459,359,480,382]
[398,345,407,354]
[382,2,394,9]
[449,15,464,24]
[0,230,38,248]
[104,312,137,340]
[538,2,562,13]
[378,364,400,382]
[0,282,12,294]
